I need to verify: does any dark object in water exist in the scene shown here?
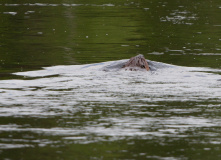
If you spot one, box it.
[101,54,173,72]
[122,54,150,71]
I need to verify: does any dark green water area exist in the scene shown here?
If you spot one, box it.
[0,0,221,160]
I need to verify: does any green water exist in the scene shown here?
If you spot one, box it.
[0,0,221,160]
[1,0,220,75]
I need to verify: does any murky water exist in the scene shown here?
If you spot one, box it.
[0,0,221,160]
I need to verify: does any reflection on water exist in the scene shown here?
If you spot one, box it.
[160,9,198,25]
[0,0,221,159]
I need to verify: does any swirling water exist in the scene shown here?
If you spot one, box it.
[0,0,221,159]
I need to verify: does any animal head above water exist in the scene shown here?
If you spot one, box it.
[123,54,150,71]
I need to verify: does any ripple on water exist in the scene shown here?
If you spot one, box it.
[3,12,17,15]
[0,60,221,145]
[1,3,115,7]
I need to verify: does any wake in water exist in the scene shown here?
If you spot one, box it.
[0,58,220,112]
[0,58,220,145]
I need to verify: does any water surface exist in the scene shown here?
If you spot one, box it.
[0,0,221,160]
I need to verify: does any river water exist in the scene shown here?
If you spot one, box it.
[0,1,221,160]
